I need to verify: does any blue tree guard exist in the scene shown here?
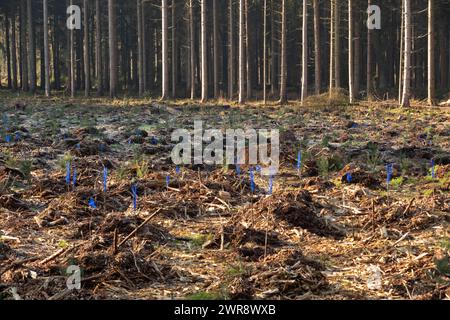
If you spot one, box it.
[268,176,273,195]
[88,198,97,209]
[72,167,77,187]
[250,168,255,193]
[431,159,435,179]
[65,162,71,185]
[103,167,108,193]
[346,172,352,183]
[131,184,138,210]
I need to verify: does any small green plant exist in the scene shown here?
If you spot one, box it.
[58,152,73,169]
[440,238,450,251]
[58,240,69,249]
[390,177,404,190]
[188,233,213,248]
[317,156,329,178]
[365,142,381,172]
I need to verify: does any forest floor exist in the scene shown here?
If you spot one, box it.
[0,92,449,300]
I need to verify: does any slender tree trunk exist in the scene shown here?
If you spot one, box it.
[401,0,411,107]
[279,0,287,103]
[367,0,372,99]
[329,0,334,93]
[228,0,234,100]
[137,0,143,96]
[172,0,177,98]
[142,2,148,91]
[398,0,404,102]
[108,0,118,97]
[354,2,361,97]
[189,0,196,99]
[200,0,208,102]
[238,0,245,104]
[27,0,36,93]
[263,0,267,103]
[84,0,90,97]
[70,0,75,97]
[301,0,308,105]
[334,0,340,88]
[213,0,219,98]
[348,0,354,103]
[11,14,18,90]
[270,0,276,97]
[5,12,12,89]
[95,0,103,95]
[43,0,50,96]
[245,0,252,99]
[313,0,321,95]
[20,0,29,91]
[427,0,435,106]
[162,0,169,99]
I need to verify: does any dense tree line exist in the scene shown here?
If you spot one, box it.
[0,0,449,106]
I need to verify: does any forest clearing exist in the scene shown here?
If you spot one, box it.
[0,0,449,302]
[0,95,449,300]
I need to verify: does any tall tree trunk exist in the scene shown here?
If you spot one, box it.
[172,0,177,98]
[84,0,90,97]
[108,0,118,97]
[398,0,404,102]
[228,0,234,100]
[200,0,208,102]
[354,1,361,97]
[348,0,354,103]
[313,0,321,95]
[238,0,245,104]
[70,0,75,97]
[162,0,169,99]
[301,0,308,105]
[329,0,334,93]
[367,0,372,98]
[137,0,143,96]
[263,0,267,103]
[189,0,196,99]
[245,0,252,99]
[20,0,29,91]
[27,0,36,93]
[334,0,340,88]
[270,0,276,97]
[401,0,411,107]
[213,0,219,98]
[96,0,103,95]
[279,0,287,103]
[11,14,18,90]
[142,2,148,91]
[43,0,50,96]
[427,0,435,105]
[5,11,12,89]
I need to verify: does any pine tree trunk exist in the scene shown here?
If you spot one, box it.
[200,0,208,102]
[27,0,36,93]
[5,11,12,89]
[84,0,90,97]
[238,0,245,104]
[11,13,18,90]
[189,0,196,99]
[228,0,234,100]
[270,0,276,97]
[427,0,435,106]
[301,0,308,105]
[20,0,29,91]
[354,2,361,97]
[161,0,169,99]
[213,0,219,99]
[348,0,354,103]
[263,0,267,103]
[312,0,321,95]
[108,0,118,97]
[334,0,340,89]
[398,0,404,102]
[137,0,143,96]
[401,0,411,107]
[70,0,75,97]
[279,0,287,103]
[95,0,103,95]
[172,0,177,98]
[367,0,372,99]
[245,0,252,99]
[43,0,50,96]
[329,0,334,93]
